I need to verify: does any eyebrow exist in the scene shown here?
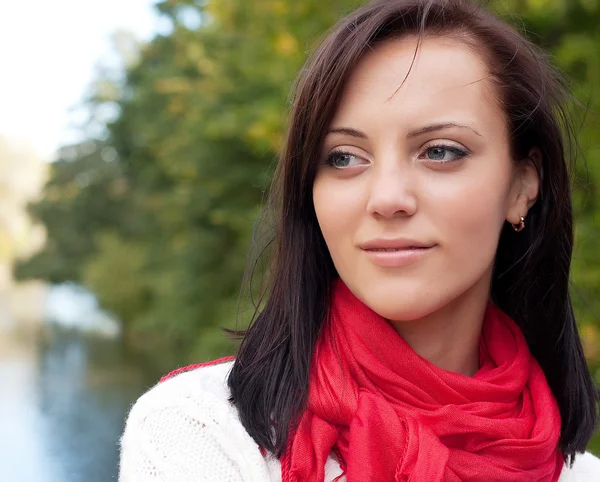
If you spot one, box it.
[407,122,482,138]
[327,122,482,139]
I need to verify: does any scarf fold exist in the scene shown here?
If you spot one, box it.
[280,280,563,482]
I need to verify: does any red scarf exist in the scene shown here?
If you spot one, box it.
[280,280,563,482]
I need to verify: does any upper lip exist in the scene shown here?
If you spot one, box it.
[359,238,435,250]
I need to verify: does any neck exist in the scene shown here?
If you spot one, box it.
[388,282,490,377]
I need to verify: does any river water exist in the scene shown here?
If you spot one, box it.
[0,327,157,482]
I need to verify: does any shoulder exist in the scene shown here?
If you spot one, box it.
[123,359,237,444]
[559,451,600,482]
[119,359,280,482]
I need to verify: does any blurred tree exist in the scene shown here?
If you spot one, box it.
[19,0,364,364]
[15,141,132,282]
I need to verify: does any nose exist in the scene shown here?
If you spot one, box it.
[366,157,418,218]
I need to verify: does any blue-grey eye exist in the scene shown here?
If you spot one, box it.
[425,145,468,162]
[326,151,363,168]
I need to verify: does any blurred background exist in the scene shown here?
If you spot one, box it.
[0,0,599,480]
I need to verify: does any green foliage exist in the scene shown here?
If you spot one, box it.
[15,142,132,283]
[521,0,600,375]
[18,0,362,369]
[17,0,600,451]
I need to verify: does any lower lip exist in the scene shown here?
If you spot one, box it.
[362,246,434,267]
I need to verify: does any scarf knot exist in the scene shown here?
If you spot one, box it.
[282,280,563,482]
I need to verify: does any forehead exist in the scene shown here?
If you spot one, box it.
[332,36,505,132]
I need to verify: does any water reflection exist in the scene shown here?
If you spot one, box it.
[0,328,155,482]
[0,348,65,482]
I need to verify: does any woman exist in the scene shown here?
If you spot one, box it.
[119,0,600,480]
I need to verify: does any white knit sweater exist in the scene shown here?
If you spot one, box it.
[119,361,600,481]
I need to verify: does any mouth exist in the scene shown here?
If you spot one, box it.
[359,238,436,250]
[359,243,435,267]
[364,247,430,252]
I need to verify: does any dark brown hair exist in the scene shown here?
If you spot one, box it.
[228,0,599,462]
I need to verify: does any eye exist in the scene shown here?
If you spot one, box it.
[324,150,367,169]
[421,144,469,163]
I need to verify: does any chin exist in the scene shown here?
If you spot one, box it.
[348,279,447,322]
[370,301,438,323]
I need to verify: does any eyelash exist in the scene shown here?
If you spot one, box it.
[323,143,470,168]
[323,149,357,167]
[420,142,470,163]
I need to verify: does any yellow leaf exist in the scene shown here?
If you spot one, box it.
[582,323,600,362]
[275,31,298,56]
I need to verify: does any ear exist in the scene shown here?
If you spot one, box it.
[506,147,542,225]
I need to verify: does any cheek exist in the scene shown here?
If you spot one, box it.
[313,176,364,253]
[430,167,511,266]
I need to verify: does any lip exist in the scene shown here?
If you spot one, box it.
[359,238,435,250]
[359,239,436,268]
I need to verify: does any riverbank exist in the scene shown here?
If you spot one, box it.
[0,318,155,482]
[0,281,159,482]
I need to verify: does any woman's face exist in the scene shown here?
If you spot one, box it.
[313,36,538,321]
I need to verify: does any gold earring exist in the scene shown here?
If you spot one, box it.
[512,216,525,232]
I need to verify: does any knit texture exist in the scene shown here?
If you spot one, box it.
[119,360,600,481]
